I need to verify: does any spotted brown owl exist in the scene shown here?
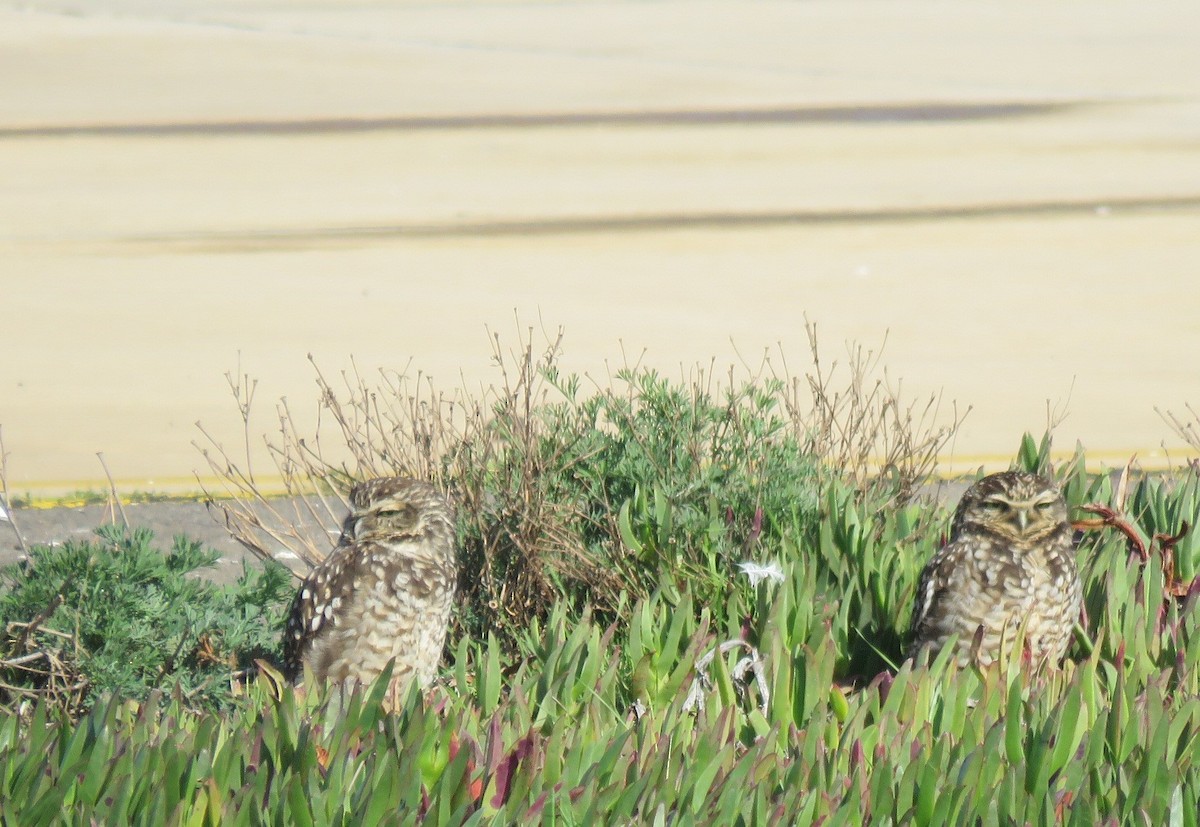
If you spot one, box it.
[282,477,458,703]
[909,471,1081,668]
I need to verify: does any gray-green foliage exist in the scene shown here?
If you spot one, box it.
[0,526,292,713]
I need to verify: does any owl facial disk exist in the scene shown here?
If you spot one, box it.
[978,493,1061,538]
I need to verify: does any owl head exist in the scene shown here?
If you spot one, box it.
[951,471,1068,544]
[341,477,456,545]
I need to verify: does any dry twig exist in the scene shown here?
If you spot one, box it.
[96,451,130,530]
[0,425,28,556]
[773,319,968,503]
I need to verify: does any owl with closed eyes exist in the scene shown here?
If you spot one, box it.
[909,471,1081,668]
[282,477,458,705]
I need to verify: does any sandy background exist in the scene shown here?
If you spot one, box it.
[2,0,1200,498]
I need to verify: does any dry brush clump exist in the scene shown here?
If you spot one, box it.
[779,319,968,502]
[196,323,966,648]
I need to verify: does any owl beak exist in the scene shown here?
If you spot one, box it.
[1016,509,1030,534]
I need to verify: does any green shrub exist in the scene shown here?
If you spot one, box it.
[452,367,823,645]
[2,430,1200,821]
[14,327,1180,819]
[0,526,292,715]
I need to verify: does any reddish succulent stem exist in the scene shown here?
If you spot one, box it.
[1075,505,1194,598]
[1073,504,1148,560]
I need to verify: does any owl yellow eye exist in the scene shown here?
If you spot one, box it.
[377,508,407,518]
[981,500,1007,512]
[1035,501,1056,511]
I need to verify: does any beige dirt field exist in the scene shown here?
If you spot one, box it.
[2,0,1199,497]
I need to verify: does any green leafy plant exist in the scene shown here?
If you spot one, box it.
[464,366,824,628]
[0,526,292,716]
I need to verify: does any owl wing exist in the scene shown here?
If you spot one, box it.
[281,542,359,681]
[281,539,458,682]
[909,537,971,650]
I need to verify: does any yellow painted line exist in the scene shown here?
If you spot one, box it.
[7,446,1198,507]
[6,475,298,508]
[934,449,1200,476]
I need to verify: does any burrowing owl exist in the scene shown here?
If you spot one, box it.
[282,477,458,702]
[909,471,1081,668]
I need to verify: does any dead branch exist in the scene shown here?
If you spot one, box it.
[0,425,28,557]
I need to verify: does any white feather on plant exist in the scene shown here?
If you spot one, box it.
[737,560,784,587]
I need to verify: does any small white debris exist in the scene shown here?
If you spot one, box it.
[1094,205,1111,216]
[683,639,770,717]
[273,549,300,561]
[737,560,785,587]
[0,502,8,522]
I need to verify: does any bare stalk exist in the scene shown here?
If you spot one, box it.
[96,452,131,531]
[1157,403,1200,456]
[771,318,968,502]
[225,351,259,480]
[0,425,28,556]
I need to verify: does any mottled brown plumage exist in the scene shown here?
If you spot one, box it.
[282,477,457,703]
[909,471,1081,668]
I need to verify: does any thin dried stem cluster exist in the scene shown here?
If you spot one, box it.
[777,319,969,502]
[1158,403,1200,463]
[196,353,487,570]
[196,325,621,637]
[450,330,624,631]
[0,598,89,718]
